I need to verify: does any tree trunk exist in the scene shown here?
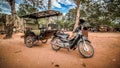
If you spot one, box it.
[47,0,51,30]
[73,6,80,32]
[5,24,14,39]
[69,1,80,38]
[4,0,16,39]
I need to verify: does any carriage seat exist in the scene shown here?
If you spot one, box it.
[31,30,41,35]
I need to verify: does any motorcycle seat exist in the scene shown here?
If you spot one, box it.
[61,38,69,42]
[55,32,69,38]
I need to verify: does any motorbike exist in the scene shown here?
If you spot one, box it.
[50,30,94,58]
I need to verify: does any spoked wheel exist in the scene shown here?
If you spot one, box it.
[41,39,48,43]
[25,36,34,48]
[51,37,61,51]
[78,41,94,58]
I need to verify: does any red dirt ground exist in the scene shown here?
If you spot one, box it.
[0,32,120,68]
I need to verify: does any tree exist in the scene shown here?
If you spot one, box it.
[2,0,16,39]
[66,8,76,24]
[85,0,120,28]
[85,2,103,27]
[105,0,120,20]
[69,0,85,38]
[0,8,2,12]
[65,8,87,30]
[0,13,6,33]
[17,4,38,16]
[24,0,45,9]
[47,0,51,29]
[0,13,6,25]
[73,0,81,31]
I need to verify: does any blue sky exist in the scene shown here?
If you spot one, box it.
[0,0,75,15]
[52,2,75,15]
[50,0,75,14]
[0,0,104,14]
[0,0,11,14]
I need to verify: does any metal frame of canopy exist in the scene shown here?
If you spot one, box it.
[20,10,62,30]
[21,10,62,19]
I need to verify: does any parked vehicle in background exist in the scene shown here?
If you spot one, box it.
[21,10,62,48]
[98,25,109,32]
[114,27,120,32]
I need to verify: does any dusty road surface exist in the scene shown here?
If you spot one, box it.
[0,32,120,68]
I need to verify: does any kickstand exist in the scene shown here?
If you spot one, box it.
[73,47,76,50]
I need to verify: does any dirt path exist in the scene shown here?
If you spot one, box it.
[0,32,120,68]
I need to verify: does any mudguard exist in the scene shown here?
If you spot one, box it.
[77,36,91,46]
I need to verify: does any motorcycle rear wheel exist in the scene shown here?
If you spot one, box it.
[78,41,94,58]
[51,37,61,51]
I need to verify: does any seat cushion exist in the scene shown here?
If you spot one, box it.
[31,30,41,35]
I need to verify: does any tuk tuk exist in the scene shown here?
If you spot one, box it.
[21,10,62,48]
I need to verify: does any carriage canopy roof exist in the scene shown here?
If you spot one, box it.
[21,10,62,19]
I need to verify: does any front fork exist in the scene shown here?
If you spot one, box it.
[82,36,89,51]
[78,36,89,51]
[83,40,89,51]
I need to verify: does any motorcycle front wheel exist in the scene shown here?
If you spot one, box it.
[78,41,94,58]
[51,37,61,51]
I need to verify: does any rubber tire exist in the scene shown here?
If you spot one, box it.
[78,41,94,58]
[25,36,34,48]
[51,37,61,51]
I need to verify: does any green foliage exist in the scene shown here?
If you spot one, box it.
[82,0,120,28]
[115,22,120,28]
[64,7,87,30]
[65,8,76,22]
[106,0,120,20]
[17,4,38,16]
[54,19,64,29]
[23,0,45,9]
